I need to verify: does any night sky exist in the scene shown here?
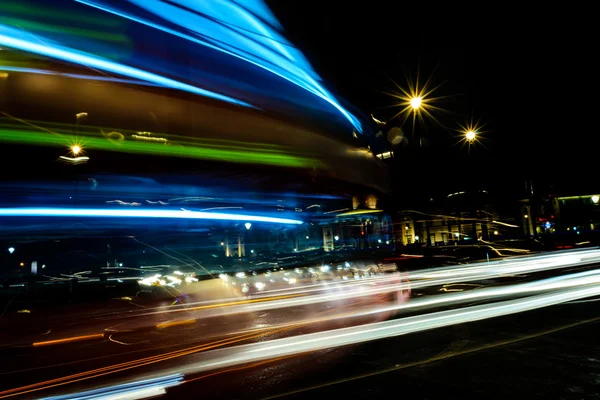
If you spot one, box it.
[269,1,596,197]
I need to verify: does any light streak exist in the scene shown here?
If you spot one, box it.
[74,0,362,133]
[0,128,317,168]
[39,374,183,400]
[0,208,303,225]
[0,25,252,108]
[158,283,600,379]
[33,334,104,347]
[0,66,156,86]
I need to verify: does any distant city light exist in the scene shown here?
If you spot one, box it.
[245,222,252,230]
[305,235,310,239]
[8,247,14,254]
[250,249,254,254]
[494,231,499,235]
[220,242,224,246]
[334,235,339,241]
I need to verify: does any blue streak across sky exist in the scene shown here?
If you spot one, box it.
[0,0,362,133]
[0,208,303,225]
[0,25,252,108]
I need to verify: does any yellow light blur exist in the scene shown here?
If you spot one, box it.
[71,145,81,155]
[384,72,446,128]
[456,119,487,154]
[410,96,422,109]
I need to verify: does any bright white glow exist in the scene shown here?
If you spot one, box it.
[118,263,123,267]
[174,270,183,275]
[466,130,476,141]
[235,272,246,278]
[415,236,419,241]
[255,282,266,291]
[320,265,330,272]
[250,249,255,254]
[410,97,422,109]
[185,276,198,283]
[592,195,600,204]
[334,235,339,241]
[454,233,460,237]
[8,247,14,254]
[71,145,82,155]
[377,239,382,243]
[0,208,303,225]
[305,235,310,239]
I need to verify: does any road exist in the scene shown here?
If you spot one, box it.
[2,249,600,399]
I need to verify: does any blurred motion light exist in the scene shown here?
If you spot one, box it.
[8,247,15,254]
[0,208,303,225]
[592,195,600,204]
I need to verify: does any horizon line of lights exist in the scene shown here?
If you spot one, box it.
[0,208,303,225]
[0,25,253,108]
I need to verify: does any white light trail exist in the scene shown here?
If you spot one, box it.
[151,283,600,379]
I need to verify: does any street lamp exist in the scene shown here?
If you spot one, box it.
[410,96,422,110]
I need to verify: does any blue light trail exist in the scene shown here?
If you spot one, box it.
[0,25,252,108]
[0,208,303,225]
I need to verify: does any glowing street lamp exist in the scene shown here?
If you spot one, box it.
[410,96,422,110]
[465,130,476,141]
[71,145,81,156]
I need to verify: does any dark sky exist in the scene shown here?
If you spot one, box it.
[269,1,596,196]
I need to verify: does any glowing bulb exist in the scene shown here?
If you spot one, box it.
[71,145,81,155]
[465,131,476,141]
[410,97,422,110]
[592,195,599,204]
